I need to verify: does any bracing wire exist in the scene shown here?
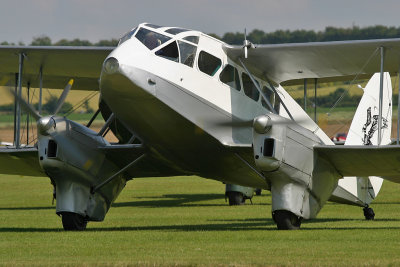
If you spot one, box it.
[323,47,380,136]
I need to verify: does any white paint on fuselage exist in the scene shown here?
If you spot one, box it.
[105,23,333,146]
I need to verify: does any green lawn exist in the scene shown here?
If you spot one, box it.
[1,175,400,266]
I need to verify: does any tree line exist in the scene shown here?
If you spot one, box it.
[1,25,400,47]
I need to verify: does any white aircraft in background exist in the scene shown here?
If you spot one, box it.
[0,22,399,230]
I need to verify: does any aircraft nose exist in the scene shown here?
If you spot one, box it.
[102,57,120,75]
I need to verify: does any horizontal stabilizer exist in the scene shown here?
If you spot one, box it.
[314,145,400,183]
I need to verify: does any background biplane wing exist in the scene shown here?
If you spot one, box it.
[0,46,113,90]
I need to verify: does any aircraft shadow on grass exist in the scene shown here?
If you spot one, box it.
[113,193,269,208]
[0,206,54,211]
[2,218,400,233]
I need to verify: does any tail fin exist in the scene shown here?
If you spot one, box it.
[333,72,392,206]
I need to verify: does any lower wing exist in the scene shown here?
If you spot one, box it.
[314,145,400,183]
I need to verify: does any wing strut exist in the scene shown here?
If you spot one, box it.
[378,46,385,145]
[15,53,25,148]
[397,67,400,145]
[265,77,295,121]
[238,58,276,113]
[91,153,146,194]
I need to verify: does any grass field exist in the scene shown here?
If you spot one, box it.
[1,175,400,266]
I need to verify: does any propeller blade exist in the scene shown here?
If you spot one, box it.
[213,116,305,129]
[7,87,41,121]
[215,119,253,128]
[53,79,74,114]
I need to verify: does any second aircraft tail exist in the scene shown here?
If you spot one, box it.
[331,72,392,206]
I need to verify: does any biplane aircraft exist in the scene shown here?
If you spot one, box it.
[1,22,400,230]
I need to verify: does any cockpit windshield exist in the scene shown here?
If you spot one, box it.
[165,28,189,35]
[118,27,137,46]
[144,23,163,29]
[135,28,171,50]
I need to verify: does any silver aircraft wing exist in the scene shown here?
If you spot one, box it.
[314,145,400,183]
[0,46,114,90]
[0,148,44,177]
[0,145,184,178]
[223,38,400,85]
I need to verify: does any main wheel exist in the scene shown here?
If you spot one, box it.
[273,210,302,230]
[227,191,245,205]
[255,188,262,196]
[61,212,87,231]
[363,206,375,220]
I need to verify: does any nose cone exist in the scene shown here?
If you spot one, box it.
[253,115,272,134]
[103,57,120,75]
[37,116,55,135]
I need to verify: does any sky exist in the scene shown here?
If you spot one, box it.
[1,0,399,44]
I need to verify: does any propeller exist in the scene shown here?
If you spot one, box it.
[211,115,304,133]
[243,28,254,59]
[53,79,74,114]
[8,79,74,135]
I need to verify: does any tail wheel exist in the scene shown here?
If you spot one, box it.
[273,210,302,230]
[227,191,246,205]
[61,212,87,231]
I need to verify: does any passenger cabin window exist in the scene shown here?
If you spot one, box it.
[178,41,197,67]
[219,65,240,91]
[242,73,260,101]
[261,86,280,112]
[183,36,199,44]
[261,86,274,110]
[135,28,170,50]
[119,27,137,46]
[155,41,179,62]
[166,28,189,35]
[198,51,222,76]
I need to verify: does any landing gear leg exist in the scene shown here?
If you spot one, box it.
[273,210,302,230]
[60,212,88,231]
[363,205,375,220]
[226,191,245,205]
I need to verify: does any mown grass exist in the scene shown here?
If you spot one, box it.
[1,175,400,266]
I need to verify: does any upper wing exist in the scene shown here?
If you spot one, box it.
[0,45,114,90]
[223,38,400,85]
[314,145,400,183]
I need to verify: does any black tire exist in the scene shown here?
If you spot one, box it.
[61,212,87,231]
[363,207,375,220]
[273,210,302,230]
[227,191,245,205]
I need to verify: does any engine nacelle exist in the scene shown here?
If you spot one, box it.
[37,116,128,221]
[252,114,338,219]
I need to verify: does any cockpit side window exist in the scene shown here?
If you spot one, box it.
[119,27,137,46]
[183,36,199,44]
[198,51,222,77]
[178,41,197,67]
[155,41,179,62]
[135,28,171,50]
[242,73,260,101]
[219,65,241,91]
